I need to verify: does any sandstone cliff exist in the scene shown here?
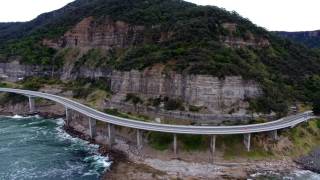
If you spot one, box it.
[109,67,261,115]
[43,17,145,49]
[0,62,261,118]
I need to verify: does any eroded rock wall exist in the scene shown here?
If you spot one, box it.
[0,62,61,82]
[109,67,261,115]
[43,17,145,49]
[0,62,262,116]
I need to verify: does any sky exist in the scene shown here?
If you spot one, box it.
[0,0,319,31]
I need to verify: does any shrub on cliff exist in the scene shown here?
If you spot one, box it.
[164,98,184,111]
[125,93,143,105]
[21,77,44,90]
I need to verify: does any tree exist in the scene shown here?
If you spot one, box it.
[313,93,320,115]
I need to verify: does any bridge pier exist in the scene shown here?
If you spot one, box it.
[173,134,178,155]
[137,129,143,149]
[269,130,278,141]
[210,135,216,161]
[28,96,35,113]
[107,123,115,147]
[243,133,251,152]
[65,107,70,127]
[88,118,97,139]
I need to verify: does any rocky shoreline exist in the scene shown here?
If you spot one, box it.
[64,125,306,180]
[64,126,173,180]
[296,148,320,174]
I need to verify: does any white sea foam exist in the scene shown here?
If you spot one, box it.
[250,170,320,180]
[8,114,42,119]
[12,115,25,119]
[291,170,320,179]
[54,118,112,174]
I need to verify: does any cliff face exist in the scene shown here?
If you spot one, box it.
[221,23,270,48]
[0,62,261,116]
[275,30,320,48]
[109,67,260,114]
[0,62,60,81]
[43,17,145,49]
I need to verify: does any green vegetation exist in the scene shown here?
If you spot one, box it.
[0,93,28,104]
[0,36,58,66]
[276,31,320,49]
[148,132,207,151]
[164,98,184,111]
[104,108,150,122]
[316,119,320,129]
[73,48,118,71]
[0,82,9,88]
[125,93,143,105]
[147,97,162,107]
[65,78,111,98]
[189,105,202,112]
[218,119,320,160]
[104,108,131,119]
[283,119,320,157]
[313,98,320,115]
[148,132,173,150]
[178,134,207,151]
[147,96,185,111]
[21,77,62,90]
[217,135,273,160]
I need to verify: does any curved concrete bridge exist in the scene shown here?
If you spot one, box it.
[0,88,315,154]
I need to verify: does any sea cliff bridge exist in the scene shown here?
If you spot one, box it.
[0,88,316,155]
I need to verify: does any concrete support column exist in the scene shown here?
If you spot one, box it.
[28,96,35,113]
[137,129,143,149]
[243,133,251,152]
[65,107,70,126]
[108,123,115,147]
[88,118,97,139]
[210,135,216,160]
[173,134,177,155]
[269,130,278,141]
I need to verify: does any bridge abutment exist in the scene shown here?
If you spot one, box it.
[243,133,251,152]
[88,118,97,139]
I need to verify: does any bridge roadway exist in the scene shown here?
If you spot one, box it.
[0,88,316,153]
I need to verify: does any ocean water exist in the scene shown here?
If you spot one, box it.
[0,115,111,180]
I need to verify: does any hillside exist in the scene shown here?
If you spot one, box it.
[276,30,320,48]
[0,0,319,116]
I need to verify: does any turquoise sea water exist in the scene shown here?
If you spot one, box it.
[0,116,111,180]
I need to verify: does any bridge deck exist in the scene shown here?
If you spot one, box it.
[0,88,315,135]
